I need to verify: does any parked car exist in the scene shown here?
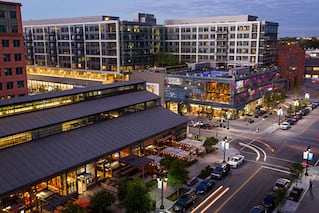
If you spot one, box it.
[211,163,230,180]
[201,123,212,129]
[262,192,276,209]
[273,178,291,191]
[195,179,215,194]
[186,177,198,186]
[285,118,297,125]
[188,120,195,127]
[228,154,245,168]
[280,122,291,130]
[172,190,197,212]
[249,205,268,213]
[193,120,204,127]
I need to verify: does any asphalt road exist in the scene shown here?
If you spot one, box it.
[188,106,319,212]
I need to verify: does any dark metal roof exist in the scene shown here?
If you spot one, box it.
[119,155,154,167]
[0,90,158,137]
[0,79,145,107]
[0,106,188,196]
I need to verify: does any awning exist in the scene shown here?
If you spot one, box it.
[119,155,154,168]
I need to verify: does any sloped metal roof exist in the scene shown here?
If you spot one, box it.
[0,90,159,137]
[0,106,188,196]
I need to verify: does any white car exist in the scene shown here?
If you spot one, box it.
[228,154,245,168]
[273,178,291,191]
[280,122,291,130]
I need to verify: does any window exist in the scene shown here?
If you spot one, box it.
[0,10,5,18]
[10,11,16,19]
[0,25,5,33]
[2,40,9,47]
[7,82,14,89]
[3,54,10,61]
[16,67,23,75]
[13,40,20,47]
[14,54,21,61]
[17,81,24,88]
[5,68,12,76]
[0,83,2,90]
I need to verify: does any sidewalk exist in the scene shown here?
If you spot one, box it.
[152,146,239,212]
[274,166,319,213]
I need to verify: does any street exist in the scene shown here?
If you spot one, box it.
[187,106,319,212]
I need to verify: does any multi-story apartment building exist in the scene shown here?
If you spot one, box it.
[164,15,278,68]
[0,79,188,212]
[23,13,162,93]
[0,1,28,99]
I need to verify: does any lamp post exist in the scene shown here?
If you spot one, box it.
[293,99,299,115]
[221,139,229,163]
[157,172,168,209]
[277,107,283,125]
[226,111,231,130]
[303,146,312,176]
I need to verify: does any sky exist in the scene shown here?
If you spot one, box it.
[11,0,319,38]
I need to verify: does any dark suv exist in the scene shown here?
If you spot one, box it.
[211,163,230,180]
[172,190,197,212]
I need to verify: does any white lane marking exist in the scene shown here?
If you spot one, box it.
[239,142,260,161]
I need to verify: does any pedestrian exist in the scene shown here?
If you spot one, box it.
[309,180,313,191]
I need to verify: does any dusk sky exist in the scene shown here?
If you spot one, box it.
[12,0,319,38]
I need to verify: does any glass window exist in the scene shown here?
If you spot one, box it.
[7,82,14,89]
[5,68,12,75]
[13,40,20,47]
[2,40,9,47]
[10,11,16,19]
[0,10,5,18]
[17,81,24,88]
[0,83,2,90]
[14,53,21,61]
[16,67,23,75]
[0,25,6,33]
[3,54,10,61]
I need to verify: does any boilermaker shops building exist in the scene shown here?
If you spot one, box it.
[0,79,188,212]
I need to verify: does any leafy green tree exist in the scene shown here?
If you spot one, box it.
[290,162,304,184]
[62,201,88,213]
[90,190,115,213]
[275,188,287,207]
[167,159,189,196]
[118,176,133,201]
[159,156,175,170]
[287,104,293,116]
[154,52,177,67]
[203,137,219,153]
[122,178,154,213]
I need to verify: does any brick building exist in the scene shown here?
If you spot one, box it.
[0,1,28,99]
[277,44,305,89]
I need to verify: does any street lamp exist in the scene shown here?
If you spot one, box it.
[157,172,168,209]
[221,138,229,163]
[277,107,283,125]
[226,111,231,130]
[293,99,299,115]
[303,146,312,176]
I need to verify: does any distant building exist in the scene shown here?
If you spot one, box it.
[131,65,283,119]
[0,1,28,99]
[277,44,305,89]
[305,58,319,83]
[23,13,162,93]
[164,15,278,68]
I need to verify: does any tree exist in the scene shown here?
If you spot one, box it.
[62,201,88,213]
[287,104,293,116]
[167,159,189,196]
[118,176,133,201]
[90,190,115,213]
[290,162,304,185]
[122,177,154,213]
[203,137,219,153]
[159,156,175,170]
